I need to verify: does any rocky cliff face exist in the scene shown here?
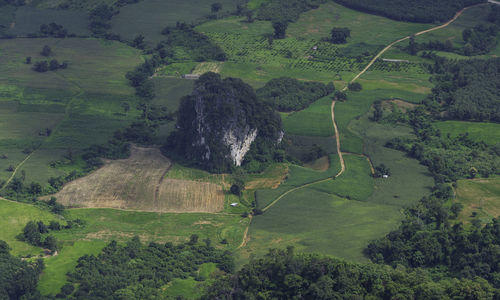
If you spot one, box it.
[169,72,282,172]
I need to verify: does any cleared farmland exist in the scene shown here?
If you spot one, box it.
[54,146,224,213]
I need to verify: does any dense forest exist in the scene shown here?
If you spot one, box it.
[333,0,485,23]
[428,58,500,122]
[256,77,334,111]
[0,241,44,300]
[65,237,233,299]
[202,247,498,299]
[256,0,326,22]
[164,73,283,173]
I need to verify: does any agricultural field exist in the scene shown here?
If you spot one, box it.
[6,7,90,36]
[435,121,500,145]
[240,188,402,264]
[111,0,240,43]
[454,177,500,225]
[282,96,334,137]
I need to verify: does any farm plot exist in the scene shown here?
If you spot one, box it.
[241,188,402,263]
[0,38,142,94]
[348,109,434,207]
[454,177,500,225]
[54,146,224,213]
[282,96,334,137]
[435,121,500,145]
[287,2,432,46]
[7,7,90,36]
[111,0,239,43]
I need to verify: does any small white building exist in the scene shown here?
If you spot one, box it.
[230,203,239,207]
[382,175,389,178]
[183,74,200,80]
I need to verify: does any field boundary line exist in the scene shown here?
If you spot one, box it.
[237,215,253,249]
[332,101,345,177]
[1,151,36,190]
[342,3,485,91]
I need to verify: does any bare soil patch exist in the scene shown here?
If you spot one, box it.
[54,146,224,213]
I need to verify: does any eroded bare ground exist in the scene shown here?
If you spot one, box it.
[54,145,224,213]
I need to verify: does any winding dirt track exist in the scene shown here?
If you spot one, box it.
[259,3,482,214]
[1,151,36,190]
[344,4,482,90]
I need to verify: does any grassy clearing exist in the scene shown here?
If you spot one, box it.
[412,4,500,58]
[0,38,142,94]
[349,110,434,207]
[0,198,60,256]
[310,155,373,201]
[255,154,341,209]
[0,197,249,295]
[111,0,239,43]
[38,240,107,295]
[335,88,426,154]
[54,146,225,213]
[287,2,431,46]
[282,96,334,137]
[241,189,401,264]
[435,121,500,145]
[454,177,500,224]
[8,7,90,36]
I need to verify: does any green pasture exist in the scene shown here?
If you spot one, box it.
[0,199,61,256]
[282,96,334,137]
[349,110,434,207]
[435,121,500,145]
[454,177,500,225]
[243,189,402,264]
[255,154,341,209]
[410,4,500,58]
[111,0,239,43]
[7,7,90,36]
[38,240,107,295]
[287,2,431,46]
[0,38,142,94]
[247,0,268,10]
[310,155,373,201]
[0,197,249,295]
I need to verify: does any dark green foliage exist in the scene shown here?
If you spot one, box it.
[23,221,41,245]
[25,56,31,64]
[39,23,67,38]
[334,0,485,23]
[130,34,146,49]
[257,77,334,112]
[429,58,500,122]
[489,4,500,25]
[40,45,51,57]
[68,237,233,299]
[256,0,326,23]
[272,21,288,39]
[211,2,222,13]
[126,55,161,100]
[301,144,326,163]
[366,193,500,289]
[371,100,383,122]
[33,61,48,72]
[373,163,390,177]
[347,82,362,91]
[330,27,351,44]
[462,24,498,56]
[386,107,500,182]
[161,23,227,62]
[165,72,283,173]
[49,220,61,231]
[49,59,59,71]
[88,4,116,36]
[0,240,43,300]
[334,90,347,101]
[203,247,497,299]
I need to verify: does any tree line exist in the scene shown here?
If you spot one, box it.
[256,77,334,112]
[333,0,485,23]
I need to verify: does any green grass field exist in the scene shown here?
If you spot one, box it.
[282,96,334,137]
[454,177,500,225]
[0,197,249,295]
[241,188,402,264]
[349,109,434,207]
[111,0,239,43]
[7,7,90,36]
[435,121,500,145]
